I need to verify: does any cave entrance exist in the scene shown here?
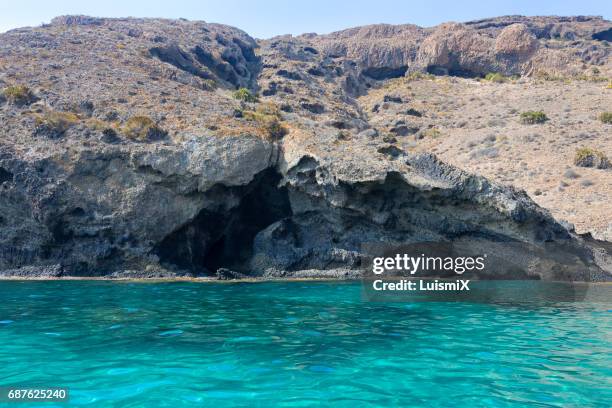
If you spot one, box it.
[592,28,612,41]
[154,168,292,275]
[362,66,408,80]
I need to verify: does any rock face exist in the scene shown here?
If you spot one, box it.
[310,15,610,81]
[0,15,611,280]
[494,24,539,56]
[412,22,539,77]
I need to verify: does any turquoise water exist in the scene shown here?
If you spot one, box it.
[0,281,610,407]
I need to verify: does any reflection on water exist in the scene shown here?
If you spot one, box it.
[0,280,610,407]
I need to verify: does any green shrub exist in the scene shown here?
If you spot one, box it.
[520,111,548,124]
[599,112,612,124]
[200,79,218,91]
[3,85,36,105]
[574,147,610,169]
[233,87,257,103]
[484,73,507,83]
[123,116,167,141]
[34,111,80,138]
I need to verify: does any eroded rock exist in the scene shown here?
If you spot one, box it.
[0,15,610,280]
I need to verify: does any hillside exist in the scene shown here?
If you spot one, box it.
[0,15,610,280]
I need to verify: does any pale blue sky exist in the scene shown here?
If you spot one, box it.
[0,0,610,38]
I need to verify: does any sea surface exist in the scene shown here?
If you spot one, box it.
[0,280,610,407]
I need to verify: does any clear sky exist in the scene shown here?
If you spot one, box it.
[0,0,610,38]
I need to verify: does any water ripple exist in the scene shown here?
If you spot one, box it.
[0,281,609,407]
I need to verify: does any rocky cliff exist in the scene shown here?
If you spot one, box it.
[0,15,610,280]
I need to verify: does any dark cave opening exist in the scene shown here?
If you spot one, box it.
[592,28,612,41]
[362,66,408,80]
[154,168,292,275]
[0,167,13,183]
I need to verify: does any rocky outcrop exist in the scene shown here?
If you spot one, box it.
[494,24,539,56]
[0,16,611,280]
[249,152,611,281]
[464,15,611,40]
[311,24,425,79]
[1,134,610,280]
[0,136,277,276]
[309,15,610,79]
[411,23,539,77]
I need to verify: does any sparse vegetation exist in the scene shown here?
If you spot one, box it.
[520,111,548,124]
[534,71,566,82]
[3,85,36,105]
[420,128,442,139]
[264,119,288,140]
[535,70,609,83]
[250,102,281,119]
[599,112,612,124]
[200,79,217,91]
[575,74,609,82]
[574,147,610,169]
[34,111,80,138]
[84,118,119,141]
[405,72,436,82]
[233,87,257,103]
[484,73,507,83]
[123,116,167,141]
[241,102,288,140]
[85,118,108,131]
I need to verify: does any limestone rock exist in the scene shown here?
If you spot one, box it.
[494,24,538,57]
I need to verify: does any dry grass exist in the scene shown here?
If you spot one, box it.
[86,118,115,132]
[34,111,80,137]
[123,116,167,141]
[3,85,36,105]
[421,128,442,138]
[241,103,287,140]
[574,147,610,169]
